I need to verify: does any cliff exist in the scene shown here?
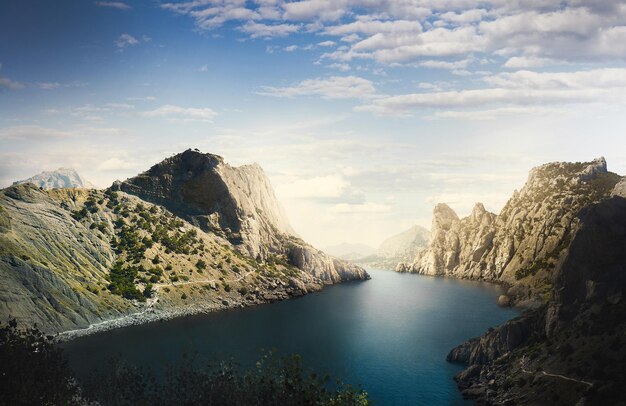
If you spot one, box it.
[0,150,368,335]
[398,158,621,306]
[447,194,626,405]
[114,149,366,283]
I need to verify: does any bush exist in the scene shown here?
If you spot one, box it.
[0,319,83,405]
[83,350,370,406]
[143,283,154,298]
[107,261,144,301]
[195,259,207,270]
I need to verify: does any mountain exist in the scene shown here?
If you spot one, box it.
[323,243,376,261]
[14,168,96,189]
[354,225,430,270]
[397,157,621,307]
[0,149,368,335]
[114,149,366,283]
[447,192,626,405]
[375,225,430,259]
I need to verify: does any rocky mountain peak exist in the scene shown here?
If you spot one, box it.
[432,203,459,229]
[114,149,366,283]
[13,167,95,190]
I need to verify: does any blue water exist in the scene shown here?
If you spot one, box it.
[63,269,518,405]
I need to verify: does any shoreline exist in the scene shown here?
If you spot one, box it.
[56,276,374,342]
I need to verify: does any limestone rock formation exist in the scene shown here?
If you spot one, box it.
[14,168,96,189]
[447,196,626,405]
[398,158,621,305]
[114,149,367,283]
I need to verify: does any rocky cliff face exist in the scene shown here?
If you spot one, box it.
[114,149,366,283]
[398,158,621,306]
[14,168,96,189]
[447,195,626,405]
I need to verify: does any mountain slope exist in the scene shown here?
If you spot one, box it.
[115,149,366,283]
[398,158,621,306]
[0,150,368,335]
[14,168,96,189]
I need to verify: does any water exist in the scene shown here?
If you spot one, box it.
[63,269,518,405]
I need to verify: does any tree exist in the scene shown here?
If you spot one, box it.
[0,319,83,405]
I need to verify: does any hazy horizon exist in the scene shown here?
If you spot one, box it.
[2,0,626,248]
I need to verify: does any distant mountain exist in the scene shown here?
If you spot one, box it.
[323,243,376,261]
[14,168,95,189]
[349,225,430,270]
[375,225,430,259]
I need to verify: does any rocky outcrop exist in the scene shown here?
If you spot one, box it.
[14,168,96,189]
[114,149,367,283]
[447,310,545,366]
[611,176,626,198]
[399,158,621,305]
[447,196,626,405]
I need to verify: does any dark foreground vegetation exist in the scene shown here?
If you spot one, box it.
[0,319,369,406]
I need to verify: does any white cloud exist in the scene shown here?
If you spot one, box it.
[0,126,74,140]
[37,82,61,90]
[259,75,376,99]
[116,33,139,48]
[276,175,349,199]
[240,21,300,38]
[356,68,626,115]
[324,18,423,36]
[0,63,23,90]
[317,40,336,47]
[95,1,131,11]
[440,9,488,23]
[141,104,218,121]
[0,76,23,90]
[327,63,351,71]
[329,202,392,214]
[502,56,563,68]
[97,157,138,171]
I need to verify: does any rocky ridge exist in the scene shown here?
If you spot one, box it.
[398,158,621,306]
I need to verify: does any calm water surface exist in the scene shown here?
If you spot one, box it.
[63,269,518,405]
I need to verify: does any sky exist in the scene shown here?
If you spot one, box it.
[1,0,626,248]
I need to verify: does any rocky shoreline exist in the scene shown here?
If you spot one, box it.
[56,283,324,342]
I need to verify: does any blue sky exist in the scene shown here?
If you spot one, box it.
[2,0,626,247]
